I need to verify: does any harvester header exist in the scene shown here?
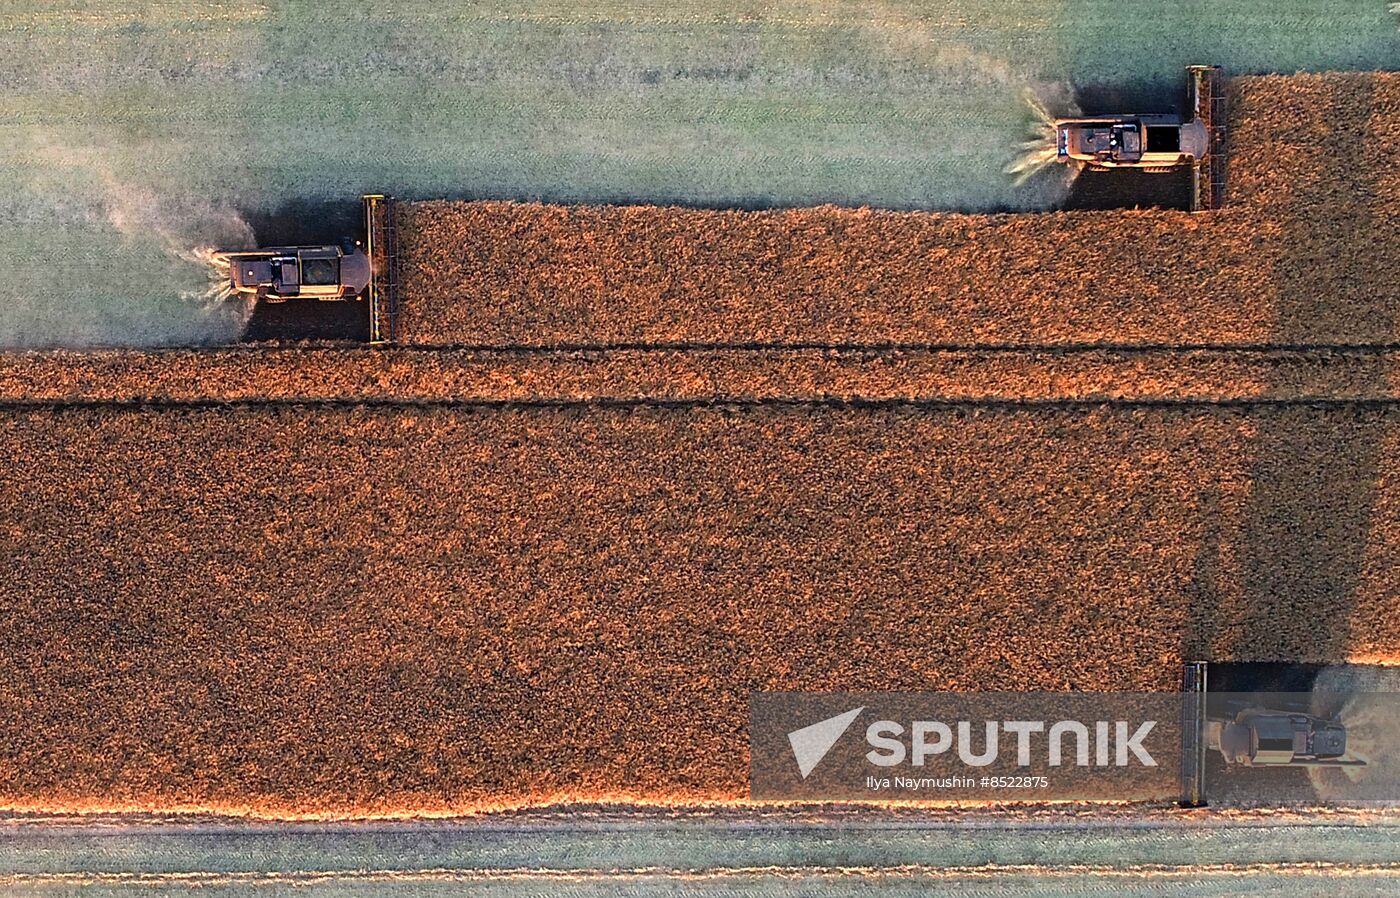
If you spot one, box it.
[362,194,399,344]
[1187,64,1228,211]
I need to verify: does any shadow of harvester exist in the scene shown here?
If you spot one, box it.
[1189,75,1397,666]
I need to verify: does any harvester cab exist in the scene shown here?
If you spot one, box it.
[216,240,371,303]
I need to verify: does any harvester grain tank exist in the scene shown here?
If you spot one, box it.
[1055,65,1228,211]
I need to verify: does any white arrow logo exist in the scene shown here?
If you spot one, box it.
[787,707,864,779]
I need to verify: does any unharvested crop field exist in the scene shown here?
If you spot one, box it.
[3,403,1400,813]
[8,346,1400,405]
[3,1,1398,346]
[396,72,1400,347]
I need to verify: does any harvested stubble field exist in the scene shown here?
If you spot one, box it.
[18,0,1396,349]
[2,403,1400,814]
[396,73,1400,348]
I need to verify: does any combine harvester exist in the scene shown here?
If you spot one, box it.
[214,195,401,343]
[1179,661,1367,807]
[1054,65,1227,211]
